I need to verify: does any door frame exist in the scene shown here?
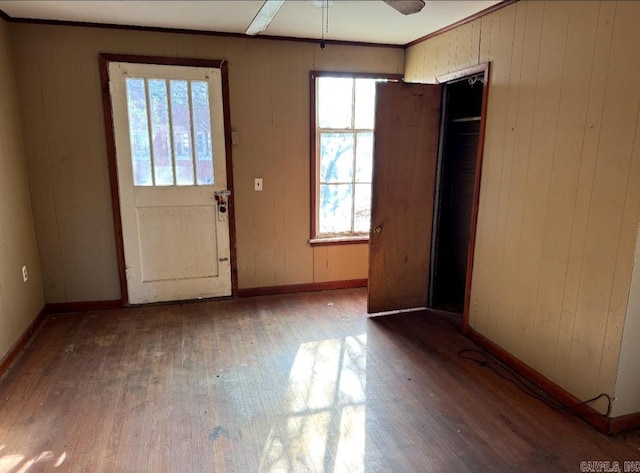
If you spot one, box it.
[99,53,238,306]
[435,62,490,333]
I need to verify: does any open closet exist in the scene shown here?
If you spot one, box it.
[430,73,485,313]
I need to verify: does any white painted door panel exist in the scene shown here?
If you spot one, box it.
[108,62,231,304]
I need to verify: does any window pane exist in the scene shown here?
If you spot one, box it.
[318,77,353,129]
[319,184,353,234]
[148,79,173,186]
[354,183,371,233]
[191,81,214,185]
[355,132,373,183]
[125,78,152,186]
[320,133,354,183]
[354,79,377,129]
[170,80,194,186]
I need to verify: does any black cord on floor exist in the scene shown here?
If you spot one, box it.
[457,347,612,418]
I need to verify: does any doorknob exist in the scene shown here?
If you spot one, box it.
[373,224,383,234]
[214,190,232,222]
[214,190,232,207]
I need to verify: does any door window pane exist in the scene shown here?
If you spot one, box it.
[191,81,214,185]
[320,133,354,183]
[170,80,195,185]
[125,77,217,187]
[318,78,353,129]
[319,184,353,234]
[148,79,173,186]
[125,78,152,186]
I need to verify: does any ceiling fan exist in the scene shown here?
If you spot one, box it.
[245,0,426,36]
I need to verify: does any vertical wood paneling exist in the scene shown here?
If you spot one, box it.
[434,31,451,77]
[466,20,496,334]
[16,40,66,301]
[511,1,570,364]
[10,25,403,300]
[476,3,518,342]
[569,1,640,405]
[425,40,437,82]
[51,33,110,301]
[595,3,640,406]
[405,39,436,82]
[405,40,424,82]
[566,0,639,399]
[250,41,278,288]
[78,37,122,300]
[500,0,543,360]
[554,2,616,386]
[271,42,288,286]
[406,0,640,416]
[478,14,492,64]
[313,245,368,283]
[452,23,473,71]
[608,92,640,416]
[486,4,527,342]
[38,35,73,300]
[529,2,600,377]
[484,3,502,65]
[279,42,314,286]
[0,18,45,358]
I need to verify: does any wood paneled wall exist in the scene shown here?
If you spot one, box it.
[9,24,404,302]
[0,18,44,359]
[406,0,640,417]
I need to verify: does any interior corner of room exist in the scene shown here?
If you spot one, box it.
[1,0,640,438]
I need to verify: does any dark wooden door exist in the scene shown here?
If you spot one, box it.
[367,82,442,313]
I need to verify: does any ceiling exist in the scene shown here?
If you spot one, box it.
[0,0,502,46]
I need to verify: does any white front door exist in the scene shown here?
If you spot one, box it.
[108,62,232,304]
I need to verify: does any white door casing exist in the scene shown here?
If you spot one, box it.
[108,62,231,304]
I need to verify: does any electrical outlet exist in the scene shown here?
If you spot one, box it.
[22,265,28,282]
[254,178,263,191]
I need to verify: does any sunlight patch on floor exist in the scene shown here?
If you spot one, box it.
[259,334,367,473]
[0,446,66,473]
[0,454,24,473]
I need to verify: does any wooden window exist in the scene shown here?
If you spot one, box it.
[310,71,401,245]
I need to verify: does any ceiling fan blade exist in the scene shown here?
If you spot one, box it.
[383,0,426,15]
[246,0,285,36]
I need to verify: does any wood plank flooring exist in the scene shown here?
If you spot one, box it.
[0,288,638,472]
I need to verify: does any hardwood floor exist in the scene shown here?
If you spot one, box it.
[0,288,638,472]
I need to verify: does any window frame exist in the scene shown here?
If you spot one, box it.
[309,71,403,246]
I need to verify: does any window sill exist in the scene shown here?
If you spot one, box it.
[309,236,369,247]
